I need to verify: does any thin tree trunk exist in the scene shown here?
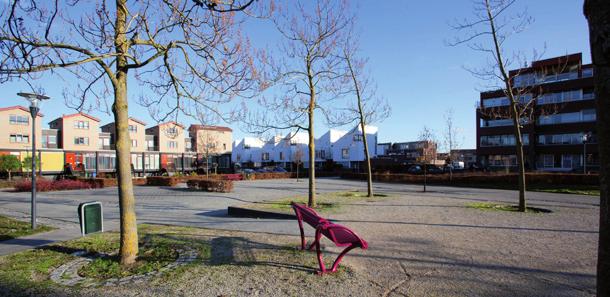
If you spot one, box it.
[346,54,374,197]
[584,2,610,296]
[485,0,527,212]
[114,0,138,266]
[308,114,316,208]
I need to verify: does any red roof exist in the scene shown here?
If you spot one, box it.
[189,124,232,132]
[61,112,100,122]
[158,121,185,128]
[0,105,44,116]
[129,117,147,126]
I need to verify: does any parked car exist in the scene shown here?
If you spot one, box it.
[407,165,422,174]
[242,168,255,174]
[272,167,287,173]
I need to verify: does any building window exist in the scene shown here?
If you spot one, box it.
[223,143,227,150]
[262,152,270,161]
[542,154,554,168]
[582,68,594,78]
[9,134,29,143]
[487,155,517,167]
[128,125,137,133]
[537,109,596,125]
[42,135,57,148]
[9,115,29,125]
[74,137,89,145]
[480,134,529,147]
[167,141,177,149]
[279,152,284,160]
[146,140,155,150]
[315,150,326,159]
[537,90,584,105]
[342,148,349,159]
[131,139,137,147]
[353,134,363,142]
[236,155,241,162]
[73,120,90,130]
[166,127,178,134]
[538,133,591,145]
[99,137,110,149]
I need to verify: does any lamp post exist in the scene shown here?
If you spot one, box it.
[17,92,50,229]
[583,132,592,174]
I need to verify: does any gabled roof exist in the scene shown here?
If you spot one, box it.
[189,124,232,132]
[156,121,185,128]
[61,112,100,122]
[129,117,147,126]
[0,105,44,116]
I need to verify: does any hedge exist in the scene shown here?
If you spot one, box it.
[186,179,234,192]
[14,178,92,192]
[340,172,600,186]
[146,176,180,186]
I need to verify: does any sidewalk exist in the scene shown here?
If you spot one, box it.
[0,226,82,256]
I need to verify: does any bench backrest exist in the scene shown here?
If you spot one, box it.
[291,202,327,227]
[320,223,368,249]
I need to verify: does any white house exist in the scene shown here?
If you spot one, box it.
[232,125,378,169]
[231,137,264,166]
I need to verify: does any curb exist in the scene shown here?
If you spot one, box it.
[227,206,295,220]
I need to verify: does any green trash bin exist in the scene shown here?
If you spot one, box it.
[78,202,104,236]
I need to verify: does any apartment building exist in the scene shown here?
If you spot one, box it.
[476,53,597,172]
[188,125,232,154]
[0,106,43,150]
[49,113,101,151]
[100,117,148,152]
[145,122,185,154]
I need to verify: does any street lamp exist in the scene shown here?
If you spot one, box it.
[582,132,592,175]
[17,92,50,229]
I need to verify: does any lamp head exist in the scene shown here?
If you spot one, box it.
[17,93,50,108]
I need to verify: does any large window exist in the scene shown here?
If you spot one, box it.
[582,68,593,78]
[537,109,596,125]
[480,118,529,128]
[538,133,589,145]
[98,153,116,170]
[73,120,90,129]
[131,139,138,148]
[9,115,29,125]
[279,152,284,160]
[128,125,137,133]
[262,152,270,161]
[537,90,588,105]
[315,150,326,159]
[167,141,177,149]
[480,134,529,147]
[487,155,517,167]
[74,137,89,145]
[9,134,29,143]
[513,73,536,87]
[353,134,363,141]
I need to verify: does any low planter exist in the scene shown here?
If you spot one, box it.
[186,179,234,193]
[146,176,180,186]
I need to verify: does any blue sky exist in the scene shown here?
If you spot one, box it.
[0,0,590,150]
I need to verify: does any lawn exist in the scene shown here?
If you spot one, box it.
[245,190,392,215]
[0,215,54,242]
[0,224,376,296]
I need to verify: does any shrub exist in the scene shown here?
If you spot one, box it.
[14,178,91,192]
[146,176,179,186]
[186,179,234,193]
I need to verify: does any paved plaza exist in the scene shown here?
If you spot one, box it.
[0,178,598,296]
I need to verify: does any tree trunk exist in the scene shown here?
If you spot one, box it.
[361,125,373,197]
[8,171,11,181]
[584,2,610,296]
[308,115,316,207]
[114,0,138,266]
[510,102,527,212]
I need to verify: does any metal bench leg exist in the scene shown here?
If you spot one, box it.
[315,228,327,274]
[330,245,357,273]
[294,211,307,250]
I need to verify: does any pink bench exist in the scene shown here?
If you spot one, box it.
[291,202,368,274]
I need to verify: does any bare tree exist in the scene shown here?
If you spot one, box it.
[449,0,542,212]
[0,0,261,265]
[443,108,461,160]
[244,0,353,207]
[341,41,391,197]
[583,1,610,295]
[293,144,304,182]
[418,126,437,193]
